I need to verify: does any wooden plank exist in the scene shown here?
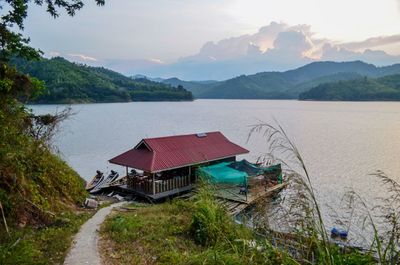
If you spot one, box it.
[214,182,288,216]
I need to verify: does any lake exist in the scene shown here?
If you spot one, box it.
[31,99,400,231]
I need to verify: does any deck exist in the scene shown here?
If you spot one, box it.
[118,184,194,201]
[215,182,288,215]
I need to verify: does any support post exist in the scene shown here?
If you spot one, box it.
[126,166,128,176]
[188,166,191,184]
[245,176,248,202]
[152,173,155,195]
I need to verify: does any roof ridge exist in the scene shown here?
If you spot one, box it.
[144,131,221,141]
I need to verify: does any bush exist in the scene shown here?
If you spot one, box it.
[190,182,238,247]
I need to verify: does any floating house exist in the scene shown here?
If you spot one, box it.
[109,131,249,200]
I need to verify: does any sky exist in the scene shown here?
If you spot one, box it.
[20,0,400,79]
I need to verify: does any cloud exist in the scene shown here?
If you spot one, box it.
[340,35,400,51]
[82,22,400,80]
[273,30,313,54]
[47,51,61,57]
[182,22,314,62]
[148,58,165,64]
[67,53,98,62]
[321,44,400,66]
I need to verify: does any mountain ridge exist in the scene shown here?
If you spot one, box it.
[12,57,193,103]
[161,61,400,99]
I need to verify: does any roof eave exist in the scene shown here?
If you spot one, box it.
[150,151,249,173]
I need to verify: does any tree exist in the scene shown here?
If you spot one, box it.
[0,0,106,228]
[0,0,105,62]
[0,0,105,102]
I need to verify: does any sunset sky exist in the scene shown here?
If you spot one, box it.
[22,0,400,79]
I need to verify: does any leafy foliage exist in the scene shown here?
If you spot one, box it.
[0,62,87,224]
[190,181,241,247]
[0,0,104,61]
[299,75,400,101]
[12,57,193,103]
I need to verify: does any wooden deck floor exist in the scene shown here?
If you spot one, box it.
[215,182,288,215]
[118,184,194,201]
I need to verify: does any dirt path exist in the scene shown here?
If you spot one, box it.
[64,201,126,265]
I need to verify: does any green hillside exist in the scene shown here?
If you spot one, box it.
[177,61,400,99]
[12,57,193,103]
[299,74,400,101]
[161,77,218,97]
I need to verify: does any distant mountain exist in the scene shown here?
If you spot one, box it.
[190,61,400,99]
[131,74,165,83]
[12,57,193,103]
[162,78,218,97]
[299,74,400,101]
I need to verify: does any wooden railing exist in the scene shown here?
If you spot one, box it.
[128,175,191,194]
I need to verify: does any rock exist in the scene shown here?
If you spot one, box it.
[84,198,99,209]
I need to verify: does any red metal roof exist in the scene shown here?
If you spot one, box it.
[109,131,249,172]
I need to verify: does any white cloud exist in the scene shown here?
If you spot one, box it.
[320,44,400,66]
[47,51,61,57]
[148,58,165,64]
[67,54,98,62]
[84,22,400,80]
[340,35,400,51]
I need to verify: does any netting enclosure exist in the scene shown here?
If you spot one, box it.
[198,160,282,185]
[197,160,283,203]
[198,162,248,185]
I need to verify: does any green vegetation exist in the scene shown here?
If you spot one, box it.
[0,1,106,264]
[0,211,93,265]
[299,74,400,101]
[101,123,400,265]
[12,57,193,103]
[161,77,219,98]
[165,61,400,99]
[101,192,291,265]
[0,62,93,265]
[101,185,375,264]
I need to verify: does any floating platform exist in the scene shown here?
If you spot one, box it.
[215,182,288,216]
[117,184,194,201]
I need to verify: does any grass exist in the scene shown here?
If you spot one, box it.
[0,210,93,265]
[98,122,398,265]
[100,200,202,264]
[100,187,298,265]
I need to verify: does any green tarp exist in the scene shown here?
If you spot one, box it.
[198,162,248,185]
[198,161,282,185]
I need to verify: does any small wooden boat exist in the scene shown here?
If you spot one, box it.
[86,171,105,191]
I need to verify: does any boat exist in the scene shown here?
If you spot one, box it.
[90,170,119,194]
[85,170,105,191]
[108,175,128,187]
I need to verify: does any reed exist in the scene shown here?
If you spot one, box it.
[247,120,379,264]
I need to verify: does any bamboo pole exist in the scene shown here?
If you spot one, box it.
[0,201,10,238]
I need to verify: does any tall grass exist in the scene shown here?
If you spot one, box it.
[248,121,335,264]
[246,121,399,264]
[190,178,300,264]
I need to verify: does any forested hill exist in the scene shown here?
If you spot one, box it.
[164,61,400,99]
[11,57,193,103]
[299,74,400,101]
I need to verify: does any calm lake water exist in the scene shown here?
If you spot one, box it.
[31,99,400,231]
